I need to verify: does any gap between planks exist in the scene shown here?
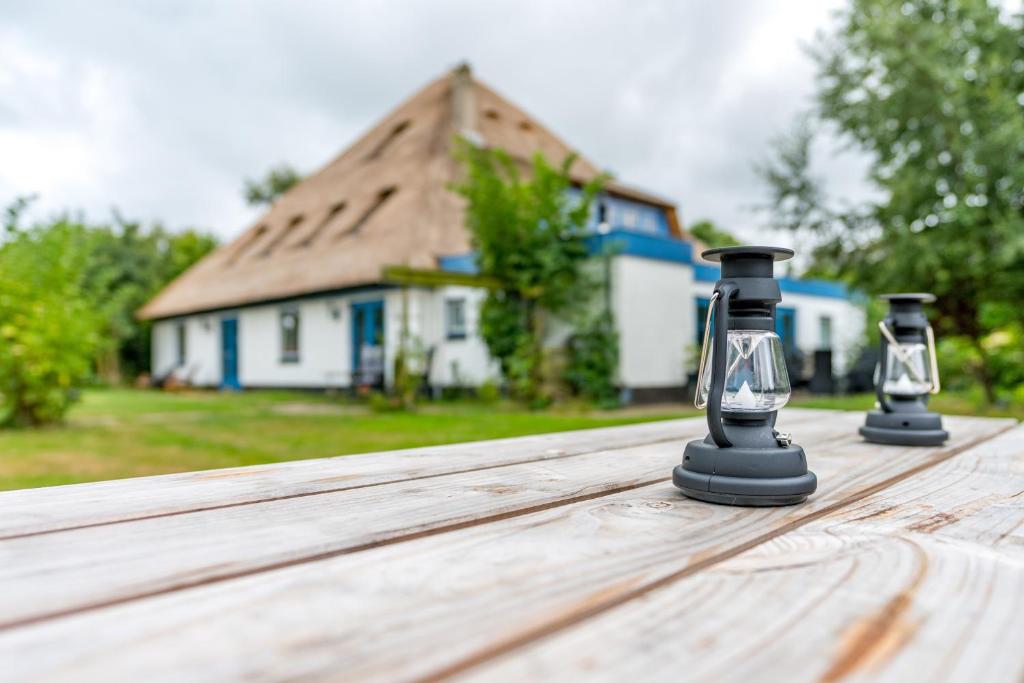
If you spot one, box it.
[414,420,1017,683]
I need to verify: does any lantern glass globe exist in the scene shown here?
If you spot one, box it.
[699,330,792,412]
[881,342,932,396]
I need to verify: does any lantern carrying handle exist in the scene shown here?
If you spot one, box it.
[877,320,940,394]
[704,283,737,448]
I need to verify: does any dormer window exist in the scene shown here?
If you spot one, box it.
[299,202,346,248]
[336,187,397,240]
[365,120,410,161]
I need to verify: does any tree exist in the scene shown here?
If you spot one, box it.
[82,219,217,380]
[757,0,1024,402]
[243,164,302,207]
[0,210,103,426]
[453,143,609,404]
[688,219,742,248]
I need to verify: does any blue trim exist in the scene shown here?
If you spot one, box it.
[220,317,240,390]
[440,234,849,301]
[776,306,797,350]
[351,300,384,379]
[693,264,849,300]
[437,253,478,274]
[695,297,712,346]
[586,229,692,264]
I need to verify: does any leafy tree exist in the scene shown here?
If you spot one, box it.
[757,0,1024,403]
[0,210,103,426]
[82,219,217,380]
[453,143,609,404]
[688,219,742,248]
[243,164,302,207]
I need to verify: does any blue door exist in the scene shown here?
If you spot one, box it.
[775,307,797,351]
[221,317,240,390]
[351,300,385,387]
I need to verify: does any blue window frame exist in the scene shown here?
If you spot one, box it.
[695,297,712,346]
[775,307,797,350]
[697,299,797,351]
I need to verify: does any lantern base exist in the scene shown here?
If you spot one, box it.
[859,409,948,446]
[675,434,817,507]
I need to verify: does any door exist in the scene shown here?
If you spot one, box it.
[351,300,385,388]
[221,317,240,390]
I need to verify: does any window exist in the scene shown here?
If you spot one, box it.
[176,321,187,366]
[336,187,397,240]
[819,315,833,350]
[227,224,269,265]
[260,214,304,256]
[298,201,346,248]
[695,297,712,346]
[365,120,411,161]
[445,298,467,340]
[280,309,300,363]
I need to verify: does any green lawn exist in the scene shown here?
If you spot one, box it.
[0,389,691,491]
[2,388,1017,493]
[790,391,1024,421]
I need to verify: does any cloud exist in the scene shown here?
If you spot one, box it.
[0,0,871,247]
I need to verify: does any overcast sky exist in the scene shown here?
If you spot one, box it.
[0,0,875,246]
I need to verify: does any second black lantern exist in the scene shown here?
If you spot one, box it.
[674,246,817,507]
[859,293,948,446]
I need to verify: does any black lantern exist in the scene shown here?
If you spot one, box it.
[674,246,817,507]
[859,293,948,446]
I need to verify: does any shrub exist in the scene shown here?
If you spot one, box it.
[0,220,103,426]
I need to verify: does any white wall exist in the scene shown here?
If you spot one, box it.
[149,270,864,393]
[612,255,695,388]
[427,285,499,387]
[151,315,221,385]
[782,292,865,374]
[237,298,348,388]
[151,319,178,379]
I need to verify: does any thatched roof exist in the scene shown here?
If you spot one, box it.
[139,64,683,320]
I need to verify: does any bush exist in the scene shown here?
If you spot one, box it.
[0,220,103,426]
[565,311,619,406]
[476,379,501,404]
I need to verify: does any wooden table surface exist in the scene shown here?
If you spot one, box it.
[1,408,1021,682]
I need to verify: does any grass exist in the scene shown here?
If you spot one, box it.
[790,390,1024,420]
[2,388,1017,493]
[0,389,692,492]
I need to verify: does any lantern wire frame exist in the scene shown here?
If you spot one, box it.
[877,320,941,394]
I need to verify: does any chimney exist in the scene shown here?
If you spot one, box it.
[451,61,481,144]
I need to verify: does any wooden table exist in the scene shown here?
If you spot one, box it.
[1,409,1021,682]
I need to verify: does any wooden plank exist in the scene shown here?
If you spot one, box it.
[462,424,1024,683]
[0,415,724,539]
[0,414,1010,682]
[0,418,723,629]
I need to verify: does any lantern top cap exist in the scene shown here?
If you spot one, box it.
[701,246,794,263]
[879,292,936,303]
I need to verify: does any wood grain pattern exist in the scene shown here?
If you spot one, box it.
[0,416,723,539]
[0,413,1010,683]
[463,425,1024,683]
[0,422,714,629]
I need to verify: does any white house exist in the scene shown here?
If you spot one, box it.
[140,64,864,401]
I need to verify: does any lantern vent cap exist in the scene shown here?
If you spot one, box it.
[701,246,794,263]
[879,292,936,304]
